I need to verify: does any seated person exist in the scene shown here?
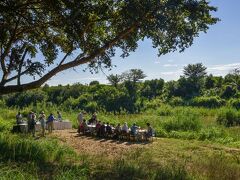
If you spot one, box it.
[113,123,121,139]
[100,122,106,137]
[114,123,121,134]
[121,122,129,133]
[79,119,88,134]
[16,112,23,124]
[96,121,102,136]
[106,122,112,134]
[130,123,139,136]
[145,123,154,138]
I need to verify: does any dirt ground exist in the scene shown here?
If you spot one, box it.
[51,129,150,158]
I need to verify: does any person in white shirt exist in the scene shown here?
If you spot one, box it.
[16,112,23,124]
[57,111,62,121]
[77,112,84,124]
[121,122,129,133]
[39,111,46,136]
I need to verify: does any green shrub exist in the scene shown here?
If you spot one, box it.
[144,98,162,110]
[229,98,240,109]
[191,96,225,108]
[168,97,185,106]
[157,105,173,116]
[217,108,240,127]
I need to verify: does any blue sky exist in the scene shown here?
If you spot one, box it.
[46,0,240,85]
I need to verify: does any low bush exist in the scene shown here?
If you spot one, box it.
[157,105,173,116]
[217,108,240,127]
[229,98,240,109]
[168,97,185,106]
[191,96,225,108]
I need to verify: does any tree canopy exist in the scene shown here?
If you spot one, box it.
[0,0,218,94]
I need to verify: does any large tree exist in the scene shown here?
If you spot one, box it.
[0,0,218,95]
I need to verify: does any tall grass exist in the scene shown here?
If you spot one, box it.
[0,133,76,164]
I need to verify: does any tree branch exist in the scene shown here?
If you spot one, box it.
[0,17,20,84]
[0,22,138,95]
[17,47,28,85]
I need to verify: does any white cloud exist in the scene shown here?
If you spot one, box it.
[163,64,178,67]
[208,63,240,71]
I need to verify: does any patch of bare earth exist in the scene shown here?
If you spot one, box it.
[51,129,149,158]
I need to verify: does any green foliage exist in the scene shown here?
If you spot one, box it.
[169,97,185,106]
[229,98,240,109]
[1,0,218,94]
[191,96,225,108]
[0,133,76,164]
[198,127,226,141]
[221,85,237,99]
[6,90,47,108]
[162,111,201,132]
[217,108,240,127]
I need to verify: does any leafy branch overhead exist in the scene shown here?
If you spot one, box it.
[0,0,219,94]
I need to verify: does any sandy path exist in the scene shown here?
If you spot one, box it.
[51,130,149,158]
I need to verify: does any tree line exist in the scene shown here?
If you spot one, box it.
[1,63,240,113]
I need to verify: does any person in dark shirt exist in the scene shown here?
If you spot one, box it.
[28,112,36,137]
[106,122,112,135]
[100,122,106,137]
[47,113,55,133]
[145,123,154,140]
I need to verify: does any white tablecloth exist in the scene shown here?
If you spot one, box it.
[52,121,72,130]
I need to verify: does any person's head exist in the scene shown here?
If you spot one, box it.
[18,112,20,114]
[133,123,136,126]
[83,119,86,122]
[107,122,109,125]
[57,111,59,114]
[124,122,127,125]
[118,123,121,126]
[41,111,44,114]
[146,123,150,126]
[50,113,53,116]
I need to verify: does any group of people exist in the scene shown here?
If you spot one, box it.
[15,111,63,137]
[77,111,154,141]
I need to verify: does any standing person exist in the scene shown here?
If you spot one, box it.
[28,112,36,137]
[16,112,23,124]
[57,111,62,121]
[39,111,46,137]
[47,113,55,133]
[77,112,84,124]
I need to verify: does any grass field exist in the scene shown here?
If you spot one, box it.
[0,105,240,179]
